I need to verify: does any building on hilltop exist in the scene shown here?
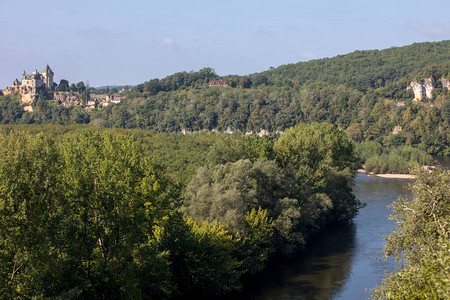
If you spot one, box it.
[9,65,54,96]
[3,65,55,110]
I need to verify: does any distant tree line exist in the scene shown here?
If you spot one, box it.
[0,41,449,156]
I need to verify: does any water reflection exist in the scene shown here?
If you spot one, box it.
[227,220,356,300]
[227,173,412,300]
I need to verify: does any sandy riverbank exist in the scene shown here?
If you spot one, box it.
[357,169,416,179]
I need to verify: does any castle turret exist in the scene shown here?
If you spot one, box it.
[42,65,54,89]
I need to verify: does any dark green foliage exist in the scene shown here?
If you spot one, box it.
[274,123,358,192]
[0,130,181,298]
[184,123,360,255]
[132,67,219,97]
[57,79,70,92]
[100,41,447,155]
[183,159,294,233]
[274,123,360,227]
[261,41,450,89]
[154,215,243,297]
[0,95,23,123]
[3,126,356,298]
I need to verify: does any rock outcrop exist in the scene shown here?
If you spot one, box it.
[408,81,426,101]
[408,77,449,101]
[54,92,84,107]
[423,77,434,99]
[441,77,450,90]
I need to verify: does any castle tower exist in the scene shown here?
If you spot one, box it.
[42,65,54,89]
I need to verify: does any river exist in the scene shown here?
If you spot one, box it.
[229,172,413,300]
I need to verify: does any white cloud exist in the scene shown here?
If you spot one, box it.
[162,37,177,49]
[412,20,447,36]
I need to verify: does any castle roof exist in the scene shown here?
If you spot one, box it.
[42,65,54,74]
[23,73,41,80]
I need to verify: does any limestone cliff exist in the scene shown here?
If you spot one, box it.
[407,76,449,101]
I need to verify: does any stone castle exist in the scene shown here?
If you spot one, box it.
[2,65,54,110]
[14,65,54,93]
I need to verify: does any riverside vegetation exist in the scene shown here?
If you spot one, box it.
[0,123,361,298]
[371,168,450,299]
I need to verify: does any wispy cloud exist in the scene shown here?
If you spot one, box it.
[298,51,316,61]
[162,37,178,49]
[412,20,447,36]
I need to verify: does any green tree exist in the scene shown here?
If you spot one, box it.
[372,168,450,299]
[76,81,86,92]
[58,79,70,92]
[239,76,252,89]
[274,123,358,193]
[70,83,77,92]
[183,159,300,255]
[57,130,178,298]
[274,123,360,225]
[236,208,275,274]
[0,130,181,298]
[0,132,61,297]
[154,215,242,297]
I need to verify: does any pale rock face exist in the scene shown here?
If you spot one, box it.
[258,129,269,137]
[392,125,403,135]
[423,77,434,99]
[441,77,450,90]
[20,93,35,106]
[409,81,425,101]
[408,77,449,101]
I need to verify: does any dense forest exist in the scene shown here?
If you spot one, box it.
[1,40,449,156]
[0,124,361,298]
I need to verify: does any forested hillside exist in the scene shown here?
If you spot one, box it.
[1,40,449,155]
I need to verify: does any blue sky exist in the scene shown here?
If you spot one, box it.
[1,0,449,87]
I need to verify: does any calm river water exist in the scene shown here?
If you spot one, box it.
[230,172,413,300]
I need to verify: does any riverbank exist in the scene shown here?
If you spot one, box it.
[357,169,416,179]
